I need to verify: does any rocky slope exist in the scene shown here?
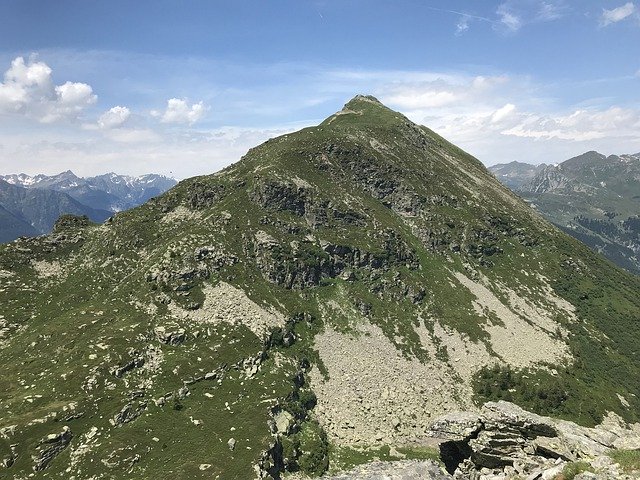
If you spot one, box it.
[1,96,640,479]
[490,152,640,276]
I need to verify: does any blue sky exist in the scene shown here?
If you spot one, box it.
[0,0,638,178]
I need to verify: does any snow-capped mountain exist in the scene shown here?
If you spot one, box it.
[0,171,177,242]
[1,171,177,213]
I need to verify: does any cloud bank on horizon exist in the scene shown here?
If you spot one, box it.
[0,0,638,178]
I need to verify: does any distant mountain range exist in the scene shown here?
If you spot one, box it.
[0,171,176,243]
[490,151,640,275]
[487,161,546,190]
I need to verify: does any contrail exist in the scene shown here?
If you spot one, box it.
[423,5,498,25]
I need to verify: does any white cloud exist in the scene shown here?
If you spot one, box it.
[497,4,523,32]
[104,128,161,143]
[380,74,511,112]
[98,106,131,129]
[536,1,567,21]
[456,15,471,35]
[1,55,639,178]
[385,89,459,109]
[493,1,566,33]
[601,2,636,26]
[155,98,206,125]
[0,56,96,123]
[491,103,517,123]
[501,107,640,141]
[0,124,303,179]
[366,70,640,165]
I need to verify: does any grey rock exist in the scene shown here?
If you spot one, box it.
[111,401,147,426]
[273,410,295,435]
[31,426,72,472]
[429,411,483,441]
[429,401,640,479]
[154,326,186,345]
[177,386,190,400]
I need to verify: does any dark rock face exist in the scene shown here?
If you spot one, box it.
[111,402,148,427]
[185,180,226,209]
[31,427,72,472]
[246,227,419,290]
[251,179,308,216]
[52,214,93,234]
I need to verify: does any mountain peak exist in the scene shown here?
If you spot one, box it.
[346,94,383,106]
[341,94,391,113]
[320,94,408,130]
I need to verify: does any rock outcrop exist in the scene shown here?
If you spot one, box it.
[429,401,640,479]
[31,426,72,472]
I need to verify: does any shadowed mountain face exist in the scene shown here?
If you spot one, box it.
[490,152,640,275]
[1,171,177,212]
[0,173,177,243]
[0,179,111,239]
[0,203,38,243]
[1,96,640,478]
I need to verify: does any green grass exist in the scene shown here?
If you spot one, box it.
[609,449,640,473]
[327,444,441,474]
[3,95,640,478]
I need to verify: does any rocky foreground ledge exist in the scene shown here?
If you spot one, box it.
[317,401,640,480]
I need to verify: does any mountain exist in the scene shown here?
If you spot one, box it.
[1,171,177,212]
[487,161,546,190]
[501,151,640,275]
[0,203,38,243]
[0,179,112,237]
[0,172,177,243]
[2,96,640,479]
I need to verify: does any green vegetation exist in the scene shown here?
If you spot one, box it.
[1,96,640,478]
[609,449,640,473]
[474,364,569,416]
[327,444,441,473]
[555,461,594,480]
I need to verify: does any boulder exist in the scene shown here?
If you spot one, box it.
[154,326,186,345]
[273,410,295,435]
[228,438,236,451]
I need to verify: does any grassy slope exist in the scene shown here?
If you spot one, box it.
[1,96,640,478]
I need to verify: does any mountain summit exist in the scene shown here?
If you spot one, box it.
[1,96,640,478]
